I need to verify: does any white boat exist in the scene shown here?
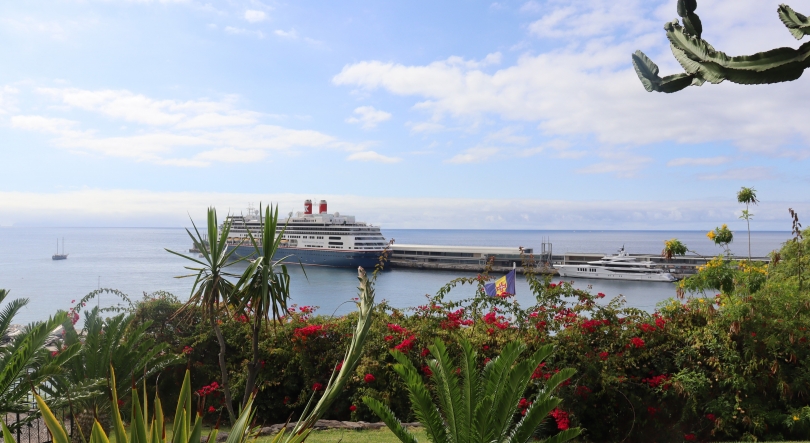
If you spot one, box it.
[555,246,676,282]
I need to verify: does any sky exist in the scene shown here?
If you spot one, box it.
[1,0,809,230]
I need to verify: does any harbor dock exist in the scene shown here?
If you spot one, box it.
[389,244,770,278]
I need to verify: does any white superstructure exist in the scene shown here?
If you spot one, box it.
[555,247,677,282]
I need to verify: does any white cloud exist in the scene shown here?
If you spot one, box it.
[576,150,653,178]
[485,127,529,145]
[224,26,264,38]
[195,147,266,163]
[446,147,500,164]
[0,189,804,230]
[9,86,364,166]
[274,29,298,39]
[697,167,775,181]
[332,0,810,161]
[244,10,267,23]
[519,1,542,13]
[408,121,445,133]
[345,106,392,129]
[667,157,732,167]
[346,150,401,163]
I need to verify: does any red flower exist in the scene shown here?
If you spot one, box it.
[599,351,609,361]
[387,323,407,334]
[117,399,124,407]
[420,348,430,357]
[535,321,547,330]
[422,365,433,376]
[394,335,416,352]
[654,317,666,329]
[684,434,696,441]
[182,346,193,355]
[630,337,645,348]
[647,406,658,417]
[208,406,216,413]
[384,335,394,341]
[596,292,605,298]
[706,413,716,421]
[751,332,757,337]
[639,323,657,333]
[549,408,570,430]
[70,299,75,303]
[312,383,324,391]
[349,405,357,412]
[363,373,376,383]
[335,361,343,372]
[51,351,59,357]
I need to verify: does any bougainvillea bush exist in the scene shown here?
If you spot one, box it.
[128,229,810,442]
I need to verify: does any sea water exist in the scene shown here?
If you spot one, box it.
[0,227,791,325]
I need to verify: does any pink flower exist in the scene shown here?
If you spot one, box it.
[363,373,376,383]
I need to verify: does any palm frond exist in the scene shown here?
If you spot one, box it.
[362,397,419,443]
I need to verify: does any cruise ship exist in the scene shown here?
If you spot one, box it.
[222,200,387,268]
[555,247,677,282]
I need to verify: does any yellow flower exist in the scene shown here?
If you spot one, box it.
[794,415,800,421]
[707,231,716,240]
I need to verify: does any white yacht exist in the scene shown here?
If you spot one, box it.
[555,247,676,282]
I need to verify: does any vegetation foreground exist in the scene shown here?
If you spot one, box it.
[1,193,809,442]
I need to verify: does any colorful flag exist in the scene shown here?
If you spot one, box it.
[485,269,516,297]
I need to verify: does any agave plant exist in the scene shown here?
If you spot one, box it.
[0,290,81,429]
[271,266,376,443]
[364,339,581,443]
[22,365,256,443]
[633,0,810,93]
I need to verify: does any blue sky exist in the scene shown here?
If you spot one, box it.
[1,0,809,229]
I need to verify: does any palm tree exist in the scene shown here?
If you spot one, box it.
[0,290,81,430]
[51,307,181,442]
[737,187,759,260]
[364,339,581,443]
[232,203,296,408]
[166,207,244,424]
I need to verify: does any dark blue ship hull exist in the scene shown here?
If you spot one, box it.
[228,245,382,269]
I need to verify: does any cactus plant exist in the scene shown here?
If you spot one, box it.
[633,1,810,93]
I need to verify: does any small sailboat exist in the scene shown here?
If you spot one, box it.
[52,238,68,260]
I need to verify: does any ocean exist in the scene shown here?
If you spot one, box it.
[0,227,792,325]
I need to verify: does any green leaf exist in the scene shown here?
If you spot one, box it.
[362,397,419,443]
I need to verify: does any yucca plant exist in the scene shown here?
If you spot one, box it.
[0,289,81,430]
[364,339,581,443]
[166,207,246,423]
[232,203,296,408]
[29,365,256,443]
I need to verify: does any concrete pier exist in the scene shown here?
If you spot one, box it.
[389,244,769,278]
